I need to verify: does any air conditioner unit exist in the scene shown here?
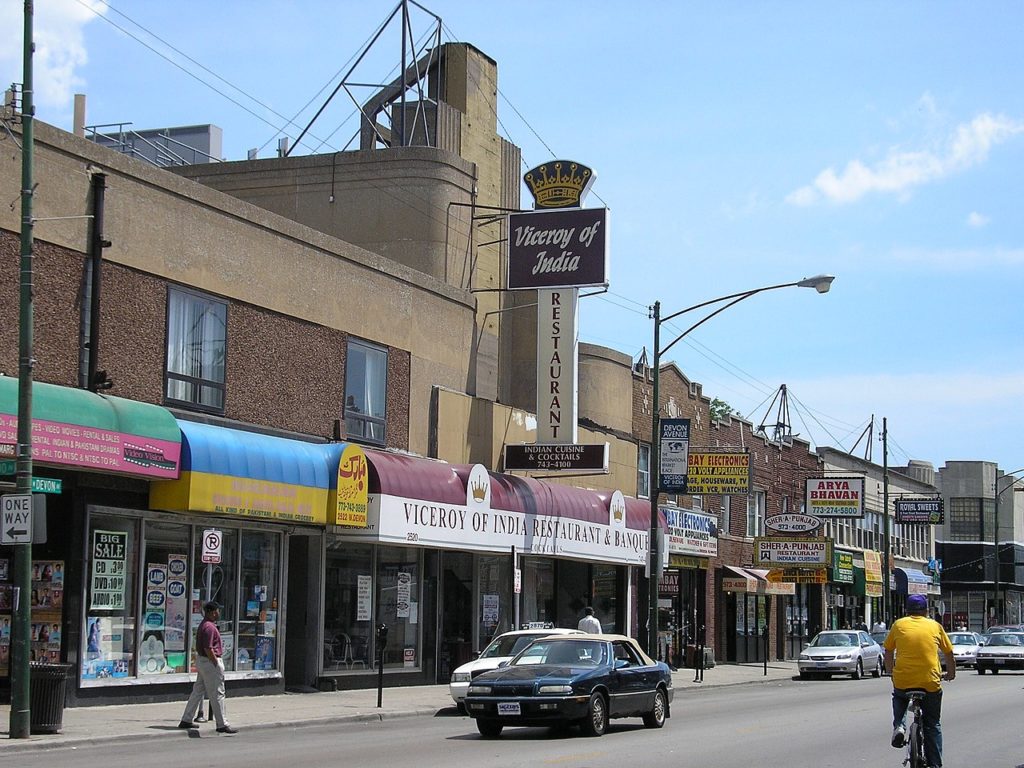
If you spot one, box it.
[836,595,845,607]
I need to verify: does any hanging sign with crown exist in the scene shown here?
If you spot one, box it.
[508,160,608,290]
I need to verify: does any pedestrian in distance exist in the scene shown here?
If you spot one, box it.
[872,619,887,633]
[179,601,237,734]
[884,594,954,768]
[578,606,602,634]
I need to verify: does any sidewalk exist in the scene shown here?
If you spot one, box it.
[0,661,799,753]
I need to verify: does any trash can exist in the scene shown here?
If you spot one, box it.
[30,662,73,734]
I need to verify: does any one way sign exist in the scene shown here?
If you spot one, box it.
[1,494,32,544]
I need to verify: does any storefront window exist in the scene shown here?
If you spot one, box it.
[83,513,140,682]
[140,521,192,676]
[238,531,280,671]
[193,528,238,671]
[592,565,618,633]
[376,546,421,669]
[324,542,374,670]
[521,557,555,626]
[477,555,511,647]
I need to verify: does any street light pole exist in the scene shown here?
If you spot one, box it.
[646,274,835,658]
[993,468,1024,626]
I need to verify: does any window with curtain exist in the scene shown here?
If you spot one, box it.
[637,444,650,499]
[165,287,227,412]
[344,339,387,445]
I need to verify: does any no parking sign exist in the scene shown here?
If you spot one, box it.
[202,529,222,564]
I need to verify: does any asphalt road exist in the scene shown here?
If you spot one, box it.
[11,671,1024,767]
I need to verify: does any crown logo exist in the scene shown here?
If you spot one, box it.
[612,506,624,522]
[524,161,594,208]
[470,477,489,502]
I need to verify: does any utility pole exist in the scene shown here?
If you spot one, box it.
[10,0,35,739]
[881,417,891,626]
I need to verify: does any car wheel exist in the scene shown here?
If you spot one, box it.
[993,668,1000,674]
[851,659,863,680]
[872,657,882,678]
[642,688,667,729]
[579,692,608,737]
[978,667,985,675]
[799,671,810,679]
[476,719,503,738]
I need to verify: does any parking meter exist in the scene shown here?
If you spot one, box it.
[375,623,388,708]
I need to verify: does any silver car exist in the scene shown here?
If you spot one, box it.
[798,630,884,679]
[942,631,983,668]
[976,631,1024,674]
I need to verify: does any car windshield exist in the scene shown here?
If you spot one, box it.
[986,634,1024,647]
[479,633,545,659]
[949,633,977,645]
[512,639,608,666]
[808,632,859,648]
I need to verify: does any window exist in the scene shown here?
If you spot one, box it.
[721,496,731,536]
[140,521,191,676]
[83,514,140,682]
[376,546,421,670]
[746,491,765,538]
[324,543,374,671]
[165,288,227,412]
[637,444,651,499]
[949,498,982,541]
[345,340,387,445]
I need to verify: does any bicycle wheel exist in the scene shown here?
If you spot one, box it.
[907,720,926,768]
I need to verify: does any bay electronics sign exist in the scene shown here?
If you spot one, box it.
[754,537,832,567]
[684,450,751,495]
[895,498,944,525]
[805,476,865,518]
[505,160,609,471]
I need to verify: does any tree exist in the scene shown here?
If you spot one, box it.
[710,398,739,422]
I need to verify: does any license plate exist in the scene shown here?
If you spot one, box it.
[994,658,1005,664]
[497,702,521,716]
[816,663,831,668]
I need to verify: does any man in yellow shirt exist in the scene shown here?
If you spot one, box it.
[883,594,955,768]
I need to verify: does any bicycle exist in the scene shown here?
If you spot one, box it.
[893,688,927,768]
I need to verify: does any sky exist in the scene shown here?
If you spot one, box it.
[2,0,1022,478]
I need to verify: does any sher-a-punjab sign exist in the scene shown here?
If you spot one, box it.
[753,537,831,567]
[805,477,865,518]
[507,207,609,290]
[685,450,751,495]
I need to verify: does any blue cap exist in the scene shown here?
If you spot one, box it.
[906,594,927,611]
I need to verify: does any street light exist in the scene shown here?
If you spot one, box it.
[993,467,1024,625]
[646,274,835,658]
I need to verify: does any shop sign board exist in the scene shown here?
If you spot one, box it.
[507,207,609,290]
[664,507,718,557]
[895,498,944,524]
[863,550,883,583]
[765,512,820,533]
[536,287,579,443]
[684,450,750,495]
[91,529,127,610]
[805,476,865,518]
[658,419,690,493]
[504,442,608,472]
[753,537,831,567]
[767,568,828,584]
[832,550,855,584]
[333,443,369,527]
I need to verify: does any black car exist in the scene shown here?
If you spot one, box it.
[463,634,673,737]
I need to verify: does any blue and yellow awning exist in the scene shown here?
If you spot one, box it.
[150,421,366,526]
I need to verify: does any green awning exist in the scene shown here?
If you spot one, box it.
[0,377,181,479]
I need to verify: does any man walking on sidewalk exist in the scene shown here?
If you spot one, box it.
[179,601,238,734]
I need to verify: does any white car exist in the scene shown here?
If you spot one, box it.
[798,630,884,679]
[449,627,584,708]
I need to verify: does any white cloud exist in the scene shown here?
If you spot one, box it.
[787,112,1024,206]
[0,0,105,110]
[967,211,990,228]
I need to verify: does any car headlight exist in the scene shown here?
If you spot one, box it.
[537,685,573,695]
[451,672,472,683]
[835,653,852,660]
[467,684,492,695]
[799,653,810,660]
